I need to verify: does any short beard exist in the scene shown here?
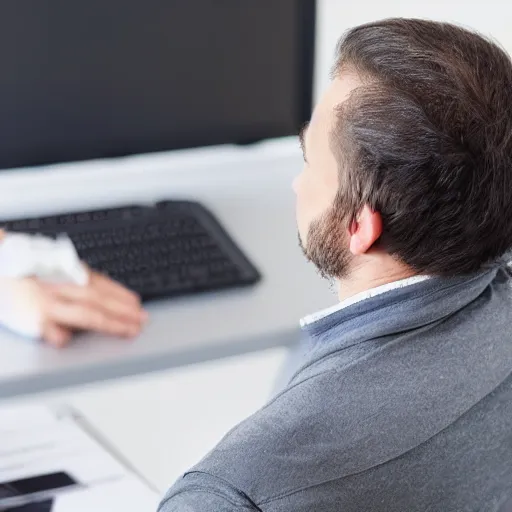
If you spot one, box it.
[298,205,352,281]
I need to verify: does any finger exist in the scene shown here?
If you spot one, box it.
[42,322,73,348]
[89,271,142,306]
[43,282,146,322]
[46,300,141,338]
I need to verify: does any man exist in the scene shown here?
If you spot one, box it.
[159,18,512,510]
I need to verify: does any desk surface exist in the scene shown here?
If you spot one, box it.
[0,139,332,397]
[6,346,289,493]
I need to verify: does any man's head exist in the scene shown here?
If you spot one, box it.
[294,18,512,282]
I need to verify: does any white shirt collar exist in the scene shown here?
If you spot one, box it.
[300,275,431,328]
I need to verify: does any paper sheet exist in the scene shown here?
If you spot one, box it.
[0,404,159,511]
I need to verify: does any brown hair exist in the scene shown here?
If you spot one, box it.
[332,18,512,275]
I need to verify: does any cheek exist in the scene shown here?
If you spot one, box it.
[293,168,337,242]
[293,170,312,239]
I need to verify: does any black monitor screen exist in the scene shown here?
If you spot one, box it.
[0,0,315,170]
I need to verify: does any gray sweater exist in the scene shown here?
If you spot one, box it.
[159,264,512,511]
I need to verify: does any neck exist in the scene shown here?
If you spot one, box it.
[336,255,417,302]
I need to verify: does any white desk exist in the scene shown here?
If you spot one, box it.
[6,346,288,494]
[0,138,332,398]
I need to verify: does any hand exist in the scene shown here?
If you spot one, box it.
[0,230,147,347]
[39,268,148,347]
[3,268,147,347]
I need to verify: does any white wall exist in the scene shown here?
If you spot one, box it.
[314,0,512,100]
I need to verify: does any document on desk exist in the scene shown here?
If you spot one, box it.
[0,404,159,511]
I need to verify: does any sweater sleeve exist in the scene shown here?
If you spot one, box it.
[158,471,260,512]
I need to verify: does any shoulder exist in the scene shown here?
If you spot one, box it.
[188,369,384,503]
[189,342,494,505]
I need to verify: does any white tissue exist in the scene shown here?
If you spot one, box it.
[0,233,88,338]
[0,233,88,284]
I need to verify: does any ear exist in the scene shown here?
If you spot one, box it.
[349,205,383,255]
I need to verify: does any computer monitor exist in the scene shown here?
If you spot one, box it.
[0,0,315,170]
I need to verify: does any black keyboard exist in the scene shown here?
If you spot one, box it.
[0,201,261,301]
